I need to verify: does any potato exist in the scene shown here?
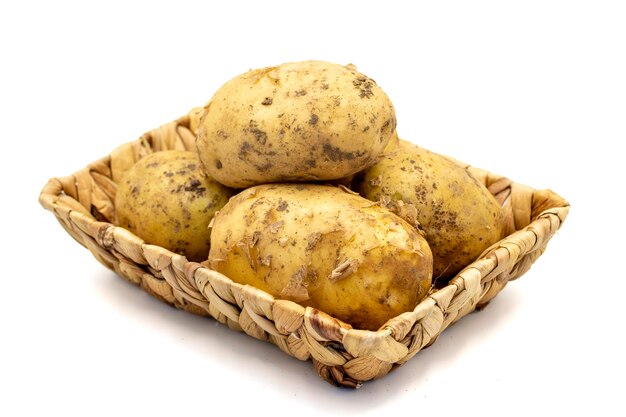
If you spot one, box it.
[115,150,235,262]
[208,184,432,331]
[354,140,506,280]
[196,60,397,188]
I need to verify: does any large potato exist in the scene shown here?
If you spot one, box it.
[354,140,506,280]
[208,184,432,331]
[197,60,397,188]
[115,151,235,262]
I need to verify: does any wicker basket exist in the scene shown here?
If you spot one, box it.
[39,109,569,388]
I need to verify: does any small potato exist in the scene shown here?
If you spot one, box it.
[354,140,506,280]
[208,184,432,331]
[197,60,397,188]
[115,150,235,261]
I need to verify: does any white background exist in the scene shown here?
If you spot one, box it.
[1,1,624,415]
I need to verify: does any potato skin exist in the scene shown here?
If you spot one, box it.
[188,106,205,135]
[115,151,235,262]
[354,140,506,280]
[197,60,397,188]
[383,130,400,153]
[208,184,432,331]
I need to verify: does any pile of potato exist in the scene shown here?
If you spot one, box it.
[115,61,506,331]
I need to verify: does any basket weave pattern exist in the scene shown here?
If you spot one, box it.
[39,111,569,388]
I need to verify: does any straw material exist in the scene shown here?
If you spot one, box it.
[39,109,569,388]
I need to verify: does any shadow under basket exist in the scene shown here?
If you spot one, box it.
[39,110,569,388]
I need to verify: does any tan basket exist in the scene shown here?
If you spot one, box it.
[39,109,569,388]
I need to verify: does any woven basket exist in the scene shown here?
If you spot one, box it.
[39,109,569,388]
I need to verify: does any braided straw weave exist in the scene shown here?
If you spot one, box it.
[39,109,569,388]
